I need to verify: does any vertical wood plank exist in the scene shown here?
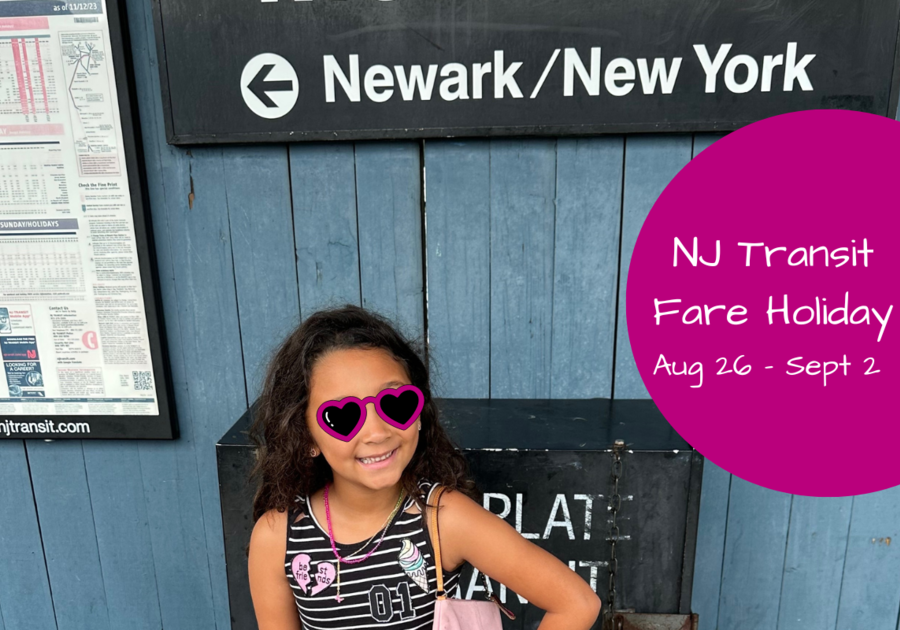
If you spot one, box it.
[26,441,110,630]
[291,143,362,318]
[551,137,623,398]
[126,0,234,627]
[688,132,733,630]
[138,441,217,630]
[834,487,900,629]
[224,146,299,395]
[717,478,791,630]
[422,140,491,398]
[82,441,163,630]
[691,460,731,630]
[776,496,852,630]
[693,133,727,156]
[355,142,425,340]
[0,441,56,630]
[133,147,244,630]
[163,146,250,630]
[613,135,692,399]
[489,139,557,398]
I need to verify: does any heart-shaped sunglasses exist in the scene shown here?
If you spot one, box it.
[315,384,424,442]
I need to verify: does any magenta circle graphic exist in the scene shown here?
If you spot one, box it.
[626,109,900,497]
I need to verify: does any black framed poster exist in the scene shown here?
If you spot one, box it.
[150,0,900,144]
[0,0,176,439]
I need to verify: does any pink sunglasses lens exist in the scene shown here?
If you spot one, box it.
[319,402,362,439]
[379,388,422,426]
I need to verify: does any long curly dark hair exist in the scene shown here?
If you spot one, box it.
[249,304,476,522]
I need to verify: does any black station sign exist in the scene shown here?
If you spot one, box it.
[151,0,900,144]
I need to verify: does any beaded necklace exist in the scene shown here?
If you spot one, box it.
[323,482,407,602]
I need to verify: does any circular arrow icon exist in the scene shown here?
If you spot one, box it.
[240,53,299,119]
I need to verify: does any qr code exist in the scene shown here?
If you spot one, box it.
[133,371,153,391]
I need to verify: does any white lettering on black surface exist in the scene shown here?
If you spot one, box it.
[322,43,816,105]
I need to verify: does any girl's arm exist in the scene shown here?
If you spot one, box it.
[248,509,304,630]
[436,489,602,630]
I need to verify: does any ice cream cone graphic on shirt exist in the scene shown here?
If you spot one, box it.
[398,538,429,593]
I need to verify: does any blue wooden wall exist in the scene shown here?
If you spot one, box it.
[0,1,898,629]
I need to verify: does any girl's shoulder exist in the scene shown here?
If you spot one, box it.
[255,507,290,532]
[420,479,468,503]
[420,482,482,573]
[249,508,290,560]
[421,480,480,525]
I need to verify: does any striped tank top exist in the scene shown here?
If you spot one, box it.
[285,481,464,630]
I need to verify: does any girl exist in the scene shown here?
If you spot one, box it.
[248,305,601,629]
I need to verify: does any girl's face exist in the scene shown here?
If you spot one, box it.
[307,347,420,491]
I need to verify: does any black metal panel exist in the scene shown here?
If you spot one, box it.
[218,440,259,630]
[678,451,704,615]
[216,399,701,629]
[611,451,692,614]
[152,0,900,144]
[439,398,690,451]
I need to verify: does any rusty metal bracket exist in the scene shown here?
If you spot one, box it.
[611,613,699,630]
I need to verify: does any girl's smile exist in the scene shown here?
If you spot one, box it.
[356,446,399,468]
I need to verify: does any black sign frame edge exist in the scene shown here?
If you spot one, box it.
[150,0,177,146]
[889,13,900,123]
[169,121,744,146]
[150,0,900,146]
[677,450,704,615]
[157,108,900,148]
[3,0,179,441]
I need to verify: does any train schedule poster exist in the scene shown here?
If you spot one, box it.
[0,0,174,439]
